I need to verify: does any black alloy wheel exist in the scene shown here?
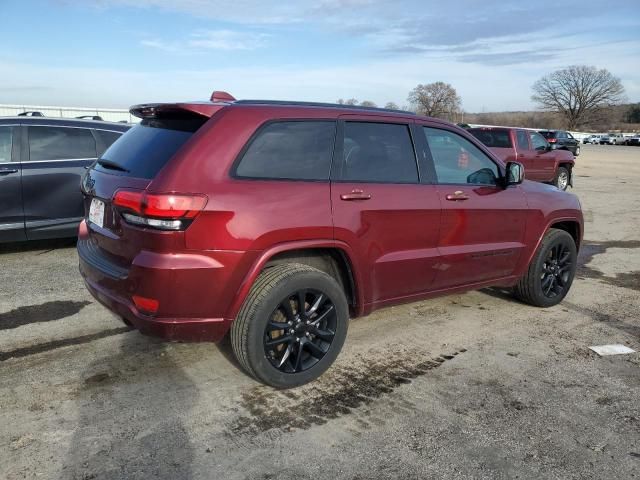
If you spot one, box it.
[540,243,573,298]
[264,289,337,374]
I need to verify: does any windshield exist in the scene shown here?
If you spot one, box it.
[539,131,555,139]
[95,116,206,179]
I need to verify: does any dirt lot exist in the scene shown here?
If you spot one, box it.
[1,144,639,480]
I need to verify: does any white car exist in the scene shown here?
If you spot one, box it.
[600,133,625,145]
[583,134,601,144]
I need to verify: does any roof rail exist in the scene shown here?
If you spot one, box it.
[234,99,415,115]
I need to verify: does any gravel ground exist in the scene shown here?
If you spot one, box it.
[1,144,639,480]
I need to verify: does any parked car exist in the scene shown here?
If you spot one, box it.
[583,134,601,144]
[78,92,583,388]
[17,111,44,117]
[76,115,104,121]
[624,135,640,146]
[0,117,129,242]
[538,130,580,156]
[468,127,575,190]
[600,133,625,145]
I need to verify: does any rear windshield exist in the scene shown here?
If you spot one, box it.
[539,131,555,139]
[95,116,205,178]
[468,129,512,148]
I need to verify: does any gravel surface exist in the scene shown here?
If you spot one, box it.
[1,144,639,479]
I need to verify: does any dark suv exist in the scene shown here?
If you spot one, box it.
[0,117,129,242]
[538,130,580,156]
[78,92,583,388]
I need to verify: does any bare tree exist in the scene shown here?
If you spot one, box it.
[531,65,625,130]
[384,102,399,110]
[359,100,377,107]
[407,82,461,119]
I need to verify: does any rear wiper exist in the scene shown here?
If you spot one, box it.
[96,159,129,173]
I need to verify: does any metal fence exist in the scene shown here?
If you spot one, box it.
[0,104,136,123]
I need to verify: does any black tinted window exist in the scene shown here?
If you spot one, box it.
[236,121,335,180]
[539,131,555,140]
[0,126,12,163]
[341,122,417,183]
[28,126,96,161]
[468,129,512,148]
[97,117,204,179]
[95,130,124,156]
[424,127,499,185]
[516,130,529,150]
[530,132,548,151]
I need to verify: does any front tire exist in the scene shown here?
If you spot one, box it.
[513,229,577,307]
[574,146,580,156]
[554,166,570,190]
[231,263,349,388]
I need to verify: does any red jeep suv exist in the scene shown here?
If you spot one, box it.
[78,91,583,388]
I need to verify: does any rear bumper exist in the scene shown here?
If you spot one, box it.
[83,276,233,341]
[77,220,247,342]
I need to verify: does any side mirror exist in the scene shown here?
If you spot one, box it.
[505,161,524,187]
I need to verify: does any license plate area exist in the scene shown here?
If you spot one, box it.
[89,198,105,228]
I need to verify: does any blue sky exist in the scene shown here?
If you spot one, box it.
[0,0,639,112]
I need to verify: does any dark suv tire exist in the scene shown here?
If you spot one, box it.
[231,263,349,388]
[513,229,577,308]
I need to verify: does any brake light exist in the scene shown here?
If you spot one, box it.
[112,190,207,230]
[548,138,557,143]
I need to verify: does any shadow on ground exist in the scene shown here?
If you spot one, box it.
[62,333,197,479]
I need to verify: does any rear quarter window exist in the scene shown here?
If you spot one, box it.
[95,129,125,156]
[234,121,336,181]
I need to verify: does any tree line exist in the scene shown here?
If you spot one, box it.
[338,65,635,131]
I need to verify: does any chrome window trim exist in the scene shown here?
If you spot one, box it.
[21,158,97,164]
[25,124,125,134]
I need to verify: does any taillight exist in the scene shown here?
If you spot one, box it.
[112,189,207,230]
[548,138,557,143]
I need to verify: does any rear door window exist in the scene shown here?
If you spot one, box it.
[339,122,418,183]
[28,126,97,161]
[96,117,204,178]
[0,126,13,163]
[468,129,512,148]
[516,130,530,150]
[235,121,336,181]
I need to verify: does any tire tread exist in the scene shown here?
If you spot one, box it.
[514,228,574,307]
[230,263,322,382]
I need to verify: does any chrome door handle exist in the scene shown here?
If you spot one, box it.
[445,191,470,201]
[0,168,18,175]
[340,189,372,201]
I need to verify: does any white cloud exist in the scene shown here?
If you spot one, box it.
[141,29,269,53]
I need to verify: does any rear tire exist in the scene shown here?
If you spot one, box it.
[231,263,349,388]
[513,229,577,308]
[575,146,580,156]
[554,166,570,190]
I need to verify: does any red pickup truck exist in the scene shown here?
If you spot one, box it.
[468,127,575,190]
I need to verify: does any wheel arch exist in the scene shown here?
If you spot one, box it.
[517,217,582,279]
[225,240,364,320]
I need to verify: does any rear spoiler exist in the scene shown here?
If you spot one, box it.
[129,102,228,120]
[130,91,237,120]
